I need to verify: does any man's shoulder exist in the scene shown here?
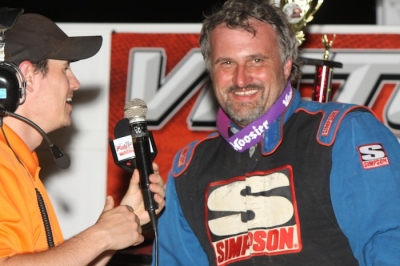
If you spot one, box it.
[297,99,368,113]
[171,132,221,177]
[0,141,21,183]
[295,100,372,145]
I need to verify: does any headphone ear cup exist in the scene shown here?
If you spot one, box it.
[0,62,25,113]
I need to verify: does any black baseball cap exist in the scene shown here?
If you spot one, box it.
[4,13,103,66]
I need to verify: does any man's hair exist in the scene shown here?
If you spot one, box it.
[199,0,302,83]
[33,59,49,76]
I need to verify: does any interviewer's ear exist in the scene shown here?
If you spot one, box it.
[18,60,35,92]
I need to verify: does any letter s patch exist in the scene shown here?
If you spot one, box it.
[358,143,390,169]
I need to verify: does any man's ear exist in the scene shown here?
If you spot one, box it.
[18,60,35,92]
[283,58,293,80]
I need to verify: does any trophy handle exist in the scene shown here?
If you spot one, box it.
[322,34,336,60]
[305,0,324,23]
[278,0,324,45]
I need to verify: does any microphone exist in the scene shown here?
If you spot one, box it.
[109,118,158,173]
[0,107,70,169]
[124,98,158,212]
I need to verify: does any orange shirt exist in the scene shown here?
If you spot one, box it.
[0,124,64,258]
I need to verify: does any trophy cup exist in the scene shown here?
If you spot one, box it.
[272,0,324,45]
[272,0,343,103]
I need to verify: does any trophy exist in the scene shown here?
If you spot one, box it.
[302,34,343,102]
[272,0,343,103]
[312,34,337,102]
[272,0,324,45]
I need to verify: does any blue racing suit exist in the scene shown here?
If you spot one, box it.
[154,88,400,265]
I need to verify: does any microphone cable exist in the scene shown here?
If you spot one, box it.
[116,165,159,266]
[149,208,158,266]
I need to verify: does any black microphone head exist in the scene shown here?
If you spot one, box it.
[54,154,71,169]
[50,144,71,169]
[124,98,147,123]
[114,118,131,138]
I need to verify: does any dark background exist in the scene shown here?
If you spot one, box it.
[2,0,376,24]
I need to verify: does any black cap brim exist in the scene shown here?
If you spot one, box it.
[47,36,103,62]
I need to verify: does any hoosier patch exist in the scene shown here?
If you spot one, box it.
[358,143,390,169]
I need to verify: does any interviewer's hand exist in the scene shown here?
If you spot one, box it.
[94,196,144,251]
[120,162,166,225]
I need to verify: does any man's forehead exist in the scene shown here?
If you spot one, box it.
[211,20,276,44]
[212,19,274,38]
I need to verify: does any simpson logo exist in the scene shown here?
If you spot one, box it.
[322,110,339,136]
[358,144,390,169]
[213,226,300,265]
[206,168,301,265]
[177,146,190,167]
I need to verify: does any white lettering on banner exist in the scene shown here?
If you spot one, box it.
[126,48,209,129]
[367,79,400,136]
[127,49,400,135]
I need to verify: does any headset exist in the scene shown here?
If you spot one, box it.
[0,7,26,113]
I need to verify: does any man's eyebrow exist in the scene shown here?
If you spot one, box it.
[214,57,233,64]
[247,53,268,59]
[214,54,269,63]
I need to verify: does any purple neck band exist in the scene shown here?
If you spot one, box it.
[217,83,292,152]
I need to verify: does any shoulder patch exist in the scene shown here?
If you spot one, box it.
[171,132,219,178]
[358,143,390,169]
[321,110,339,136]
[177,145,191,168]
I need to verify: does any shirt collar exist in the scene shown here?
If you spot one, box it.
[260,88,301,154]
[0,123,40,179]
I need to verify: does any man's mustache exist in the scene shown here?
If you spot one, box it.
[227,84,265,93]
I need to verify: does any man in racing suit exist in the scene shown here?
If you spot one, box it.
[154,0,400,265]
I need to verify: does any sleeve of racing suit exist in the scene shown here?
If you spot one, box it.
[152,173,209,265]
[330,111,400,265]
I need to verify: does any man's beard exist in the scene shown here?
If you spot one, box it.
[223,84,266,127]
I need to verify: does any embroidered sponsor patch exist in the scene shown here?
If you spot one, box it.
[322,110,339,136]
[177,146,190,167]
[205,167,302,265]
[358,143,390,169]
